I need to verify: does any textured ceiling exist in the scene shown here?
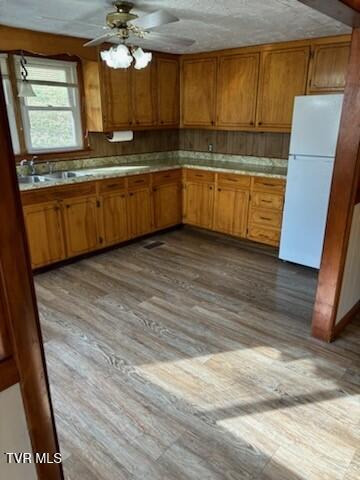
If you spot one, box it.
[0,0,351,53]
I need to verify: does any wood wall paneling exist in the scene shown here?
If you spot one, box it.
[178,129,290,159]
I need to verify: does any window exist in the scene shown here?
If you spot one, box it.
[0,54,84,156]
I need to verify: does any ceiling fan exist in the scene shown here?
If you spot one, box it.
[83,1,195,49]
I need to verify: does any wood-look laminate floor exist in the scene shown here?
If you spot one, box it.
[35,227,360,480]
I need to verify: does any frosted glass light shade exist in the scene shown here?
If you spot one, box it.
[133,48,152,70]
[101,45,133,69]
[18,81,36,98]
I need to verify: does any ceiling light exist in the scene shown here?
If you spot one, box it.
[100,44,152,70]
[132,47,152,70]
[101,44,133,69]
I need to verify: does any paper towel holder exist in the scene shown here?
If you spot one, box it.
[106,131,134,143]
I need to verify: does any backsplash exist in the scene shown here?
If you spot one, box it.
[179,129,290,160]
[88,129,179,157]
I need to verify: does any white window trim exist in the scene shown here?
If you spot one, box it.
[16,56,84,154]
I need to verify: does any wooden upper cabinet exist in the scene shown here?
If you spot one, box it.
[157,57,180,126]
[23,201,66,268]
[256,46,310,131]
[101,66,132,130]
[131,64,156,127]
[216,53,260,129]
[307,42,350,93]
[181,57,217,127]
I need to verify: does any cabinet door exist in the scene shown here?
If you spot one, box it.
[182,58,217,127]
[62,196,99,257]
[256,47,310,130]
[154,183,182,229]
[128,188,153,238]
[132,65,156,127]
[217,53,259,129]
[100,192,129,246]
[157,57,179,126]
[183,182,214,229]
[101,65,132,130]
[307,43,350,93]
[213,187,249,237]
[23,201,65,268]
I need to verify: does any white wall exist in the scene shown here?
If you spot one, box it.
[0,384,37,480]
[336,204,360,324]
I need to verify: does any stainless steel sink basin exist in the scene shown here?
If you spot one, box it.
[43,171,77,180]
[18,175,49,184]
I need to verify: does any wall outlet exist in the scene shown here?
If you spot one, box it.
[208,143,213,152]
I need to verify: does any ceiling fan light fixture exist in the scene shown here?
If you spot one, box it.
[100,44,133,69]
[132,47,152,70]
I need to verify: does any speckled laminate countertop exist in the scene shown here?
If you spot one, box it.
[19,158,287,192]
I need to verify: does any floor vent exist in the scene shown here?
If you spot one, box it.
[143,241,165,250]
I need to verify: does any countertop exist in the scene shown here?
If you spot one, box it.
[19,159,287,192]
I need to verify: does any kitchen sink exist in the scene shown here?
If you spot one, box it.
[43,171,78,180]
[17,175,50,184]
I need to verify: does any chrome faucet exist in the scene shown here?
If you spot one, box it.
[26,156,37,175]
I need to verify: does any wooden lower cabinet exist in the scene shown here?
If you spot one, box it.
[100,191,129,246]
[62,195,100,257]
[23,201,66,268]
[213,187,249,237]
[183,182,214,229]
[128,188,153,238]
[153,183,182,229]
[247,177,285,247]
[22,170,286,270]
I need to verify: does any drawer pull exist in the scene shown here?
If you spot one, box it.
[261,200,272,204]
[260,216,272,221]
[195,174,204,177]
[261,182,276,187]
[134,179,144,184]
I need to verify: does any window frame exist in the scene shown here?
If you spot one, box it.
[1,51,89,161]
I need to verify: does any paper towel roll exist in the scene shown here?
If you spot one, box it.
[107,131,134,142]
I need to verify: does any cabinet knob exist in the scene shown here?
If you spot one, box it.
[250,121,254,126]
[258,121,263,126]
[209,186,213,190]
[218,188,221,192]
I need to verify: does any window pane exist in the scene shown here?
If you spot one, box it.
[15,56,78,84]
[27,110,80,150]
[25,84,73,107]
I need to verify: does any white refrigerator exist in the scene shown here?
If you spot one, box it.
[279,94,344,269]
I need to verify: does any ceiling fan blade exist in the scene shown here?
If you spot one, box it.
[84,31,115,47]
[144,32,195,48]
[132,10,179,31]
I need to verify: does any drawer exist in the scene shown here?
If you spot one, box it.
[128,174,150,189]
[186,169,215,183]
[98,177,126,193]
[21,182,97,205]
[249,208,282,229]
[153,169,182,186]
[252,177,285,193]
[218,173,251,189]
[252,191,284,210]
[247,226,280,247]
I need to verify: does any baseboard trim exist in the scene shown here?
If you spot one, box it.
[332,299,360,340]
